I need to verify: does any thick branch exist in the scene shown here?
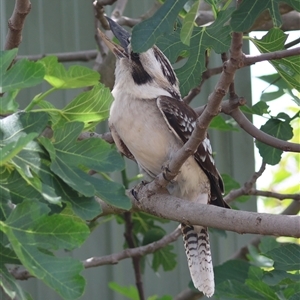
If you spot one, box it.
[4,0,31,50]
[97,192,300,237]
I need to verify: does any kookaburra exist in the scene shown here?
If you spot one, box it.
[98,17,229,297]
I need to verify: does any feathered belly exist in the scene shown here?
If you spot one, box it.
[109,97,176,177]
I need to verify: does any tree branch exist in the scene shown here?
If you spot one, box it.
[244,47,300,66]
[4,0,31,50]
[194,99,300,153]
[229,108,300,152]
[123,212,145,300]
[249,190,300,201]
[10,226,181,280]
[97,192,300,237]
[224,162,266,203]
[16,50,98,62]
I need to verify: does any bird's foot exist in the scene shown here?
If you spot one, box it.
[161,161,176,182]
[131,180,149,201]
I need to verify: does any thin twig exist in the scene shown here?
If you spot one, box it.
[78,131,114,144]
[16,50,98,62]
[249,190,300,201]
[245,47,300,65]
[224,162,266,203]
[183,66,223,104]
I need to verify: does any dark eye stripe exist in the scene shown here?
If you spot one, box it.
[130,52,153,85]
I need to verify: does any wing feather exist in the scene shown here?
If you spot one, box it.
[157,96,229,208]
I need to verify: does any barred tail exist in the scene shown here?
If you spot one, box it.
[181,223,214,297]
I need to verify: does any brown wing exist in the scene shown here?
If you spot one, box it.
[157,96,229,209]
[110,124,136,161]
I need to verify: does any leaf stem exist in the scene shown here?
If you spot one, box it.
[25,87,57,111]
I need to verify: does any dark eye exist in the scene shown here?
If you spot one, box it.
[131,52,139,58]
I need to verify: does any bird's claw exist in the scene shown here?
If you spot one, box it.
[161,162,173,182]
[131,180,148,201]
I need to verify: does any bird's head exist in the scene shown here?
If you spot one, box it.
[98,17,181,100]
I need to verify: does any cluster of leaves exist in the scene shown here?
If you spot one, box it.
[107,237,300,300]
[0,49,131,299]
[214,237,300,300]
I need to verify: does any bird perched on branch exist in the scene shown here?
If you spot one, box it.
[98,17,229,297]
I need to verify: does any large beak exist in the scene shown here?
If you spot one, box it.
[97,17,131,58]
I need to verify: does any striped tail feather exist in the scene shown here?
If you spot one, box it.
[181,223,214,297]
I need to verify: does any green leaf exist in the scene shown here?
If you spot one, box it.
[251,28,300,92]
[0,200,88,299]
[246,267,277,300]
[258,236,280,254]
[109,282,139,300]
[176,8,233,96]
[0,243,21,264]
[0,90,19,114]
[156,21,189,64]
[48,122,124,194]
[0,112,62,206]
[251,101,269,115]
[256,118,294,165]
[209,115,239,131]
[0,266,29,300]
[152,244,177,272]
[263,269,300,286]
[215,279,264,300]
[0,48,18,72]
[180,0,200,46]
[40,121,130,210]
[0,50,45,93]
[260,90,285,102]
[89,176,131,210]
[263,243,300,271]
[290,293,300,300]
[61,84,113,127]
[37,99,61,126]
[53,122,123,174]
[131,0,188,53]
[40,56,100,88]
[231,0,300,32]
[0,133,38,166]
[142,228,166,245]
[214,259,250,285]
[0,167,41,205]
